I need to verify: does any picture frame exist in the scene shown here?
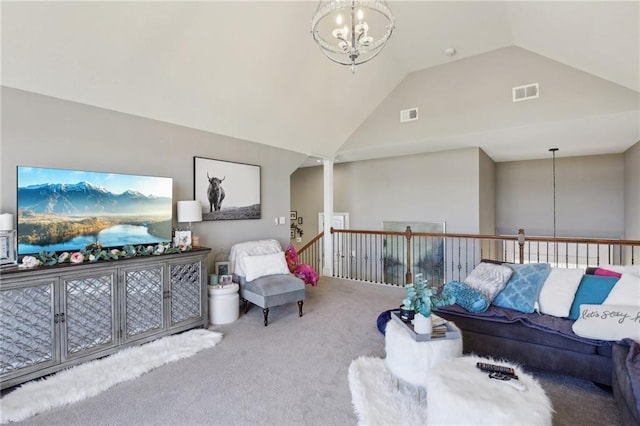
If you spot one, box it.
[173,230,192,248]
[215,261,230,276]
[194,157,261,221]
[290,211,297,220]
[297,217,303,225]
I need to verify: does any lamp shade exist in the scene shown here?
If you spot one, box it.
[177,201,202,223]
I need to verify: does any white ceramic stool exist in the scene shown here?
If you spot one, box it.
[208,283,239,325]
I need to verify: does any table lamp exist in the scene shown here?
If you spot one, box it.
[177,201,203,247]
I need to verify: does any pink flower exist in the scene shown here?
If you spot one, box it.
[70,252,85,264]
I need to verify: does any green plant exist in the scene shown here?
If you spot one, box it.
[402,276,455,317]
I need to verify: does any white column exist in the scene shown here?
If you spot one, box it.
[322,159,334,276]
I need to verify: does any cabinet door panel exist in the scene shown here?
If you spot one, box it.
[62,273,117,359]
[169,261,202,326]
[123,266,164,341]
[0,282,57,375]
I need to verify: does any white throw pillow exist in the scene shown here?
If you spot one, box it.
[572,304,640,341]
[602,272,640,306]
[463,262,513,302]
[538,268,584,317]
[242,251,290,282]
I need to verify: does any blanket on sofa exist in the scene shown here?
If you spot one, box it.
[437,304,611,347]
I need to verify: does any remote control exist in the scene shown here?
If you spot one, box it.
[476,362,517,378]
[488,372,527,391]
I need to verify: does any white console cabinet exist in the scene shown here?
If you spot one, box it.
[0,248,209,389]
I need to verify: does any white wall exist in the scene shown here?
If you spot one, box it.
[496,154,624,238]
[624,141,640,240]
[1,87,306,271]
[339,46,639,160]
[292,149,628,243]
[291,148,484,243]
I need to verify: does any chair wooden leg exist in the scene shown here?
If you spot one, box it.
[298,300,304,317]
[263,308,269,326]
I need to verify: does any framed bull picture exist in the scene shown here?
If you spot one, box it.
[193,157,261,221]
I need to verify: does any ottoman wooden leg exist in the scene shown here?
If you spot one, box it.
[298,300,304,317]
[243,299,249,314]
[263,308,269,326]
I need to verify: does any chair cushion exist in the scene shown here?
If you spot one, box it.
[240,274,305,309]
[244,274,304,296]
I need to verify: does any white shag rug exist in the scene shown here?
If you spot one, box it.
[0,329,223,424]
[348,356,429,425]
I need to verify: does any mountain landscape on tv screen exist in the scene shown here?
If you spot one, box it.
[18,181,170,215]
[17,180,172,255]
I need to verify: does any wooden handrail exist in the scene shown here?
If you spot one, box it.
[331,227,640,246]
[299,231,324,253]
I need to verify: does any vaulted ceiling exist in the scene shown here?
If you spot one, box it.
[2,1,639,164]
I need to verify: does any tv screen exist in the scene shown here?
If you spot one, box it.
[17,166,173,256]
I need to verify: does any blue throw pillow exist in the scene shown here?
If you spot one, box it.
[444,280,490,313]
[493,263,551,313]
[568,275,619,320]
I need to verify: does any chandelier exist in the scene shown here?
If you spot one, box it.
[311,0,395,73]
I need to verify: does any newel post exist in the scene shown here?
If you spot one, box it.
[517,228,525,264]
[405,226,413,284]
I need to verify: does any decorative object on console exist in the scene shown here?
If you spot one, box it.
[176,200,202,247]
[193,157,261,221]
[215,261,230,276]
[0,213,17,267]
[311,0,395,73]
[19,241,189,269]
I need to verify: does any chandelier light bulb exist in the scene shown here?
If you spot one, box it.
[357,9,364,20]
[336,14,343,25]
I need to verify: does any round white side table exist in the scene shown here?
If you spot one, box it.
[384,318,462,390]
[208,283,239,325]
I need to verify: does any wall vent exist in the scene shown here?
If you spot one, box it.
[512,83,539,102]
[400,108,419,122]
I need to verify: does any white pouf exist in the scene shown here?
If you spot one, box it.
[426,355,553,425]
[208,284,239,325]
[384,318,462,388]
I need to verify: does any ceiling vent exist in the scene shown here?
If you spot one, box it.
[400,108,419,123]
[512,83,539,102]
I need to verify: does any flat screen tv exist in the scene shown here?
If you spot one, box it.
[17,166,173,256]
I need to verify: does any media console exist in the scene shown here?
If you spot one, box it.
[0,248,210,389]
